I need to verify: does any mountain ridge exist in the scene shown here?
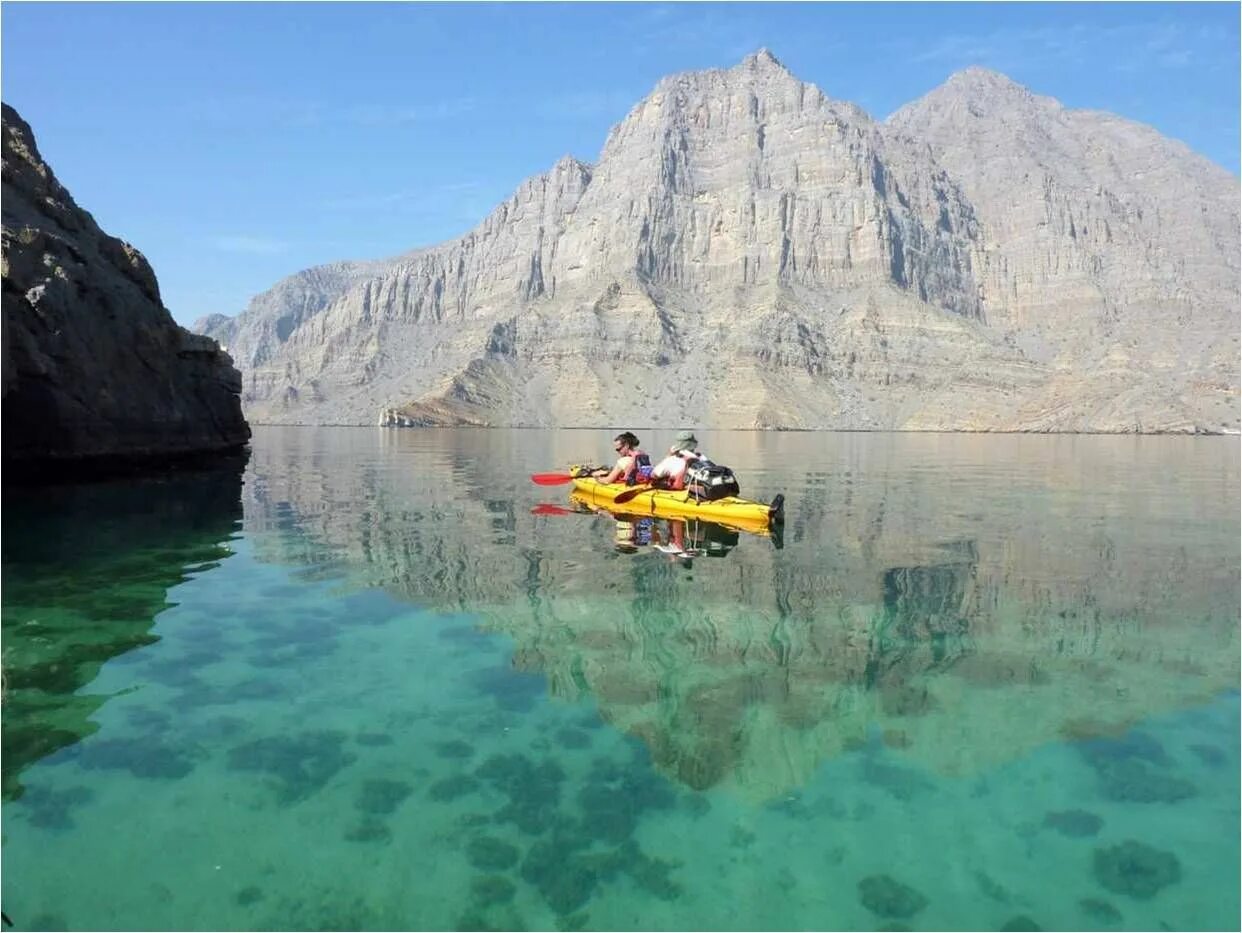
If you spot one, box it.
[197,53,1239,434]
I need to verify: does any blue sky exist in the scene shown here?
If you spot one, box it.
[3,2,1238,326]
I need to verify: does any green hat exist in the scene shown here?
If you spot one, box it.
[673,430,698,448]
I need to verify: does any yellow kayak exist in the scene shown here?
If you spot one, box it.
[569,477,784,535]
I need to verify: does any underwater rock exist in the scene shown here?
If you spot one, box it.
[587,755,676,812]
[1074,729,1195,802]
[1043,809,1104,837]
[555,727,592,750]
[466,836,521,871]
[235,886,265,907]
[577,782,638,843]
[27,914,69,931]
[354,732,394,747]
[435,740,475,760]
[730,825,757,849]
[477,753,565,834]
[356,778,413,815]
[225,730,355,804]
[77,736,201,780]
[521,838,599,915]
[858,875,929,919]
[1093,840,1182,900]
[344,819,392,844]
[973,870,1011,904]
[454,911,502,932]
[622,846,682,901]
[430,774,481,802]
[1079,897,1123,924]
[682,794,712,818]
[861,758,934,800]
[881,729,913,750]
[472,665,546,712]
[196,716,247,740]
[123,707,172,734]
[1079,731,1170,766]
[1000,916,1041,931]
[1095,759,1196,804]
[1188,743,1227,767]
[471,874,516,906]
[20,784,93,831]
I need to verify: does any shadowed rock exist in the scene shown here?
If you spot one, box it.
[858,875,929,919]
[1093,840,1182,900]
[2,103,249,481]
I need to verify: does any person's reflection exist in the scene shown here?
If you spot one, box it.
[588,503,740,567]
[612,516,654,554]
[651,518,698,565]
[611,515,697,567]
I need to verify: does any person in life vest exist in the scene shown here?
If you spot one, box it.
[650,430,704,491]
[592,431,651,485]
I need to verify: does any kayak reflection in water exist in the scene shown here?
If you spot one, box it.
[608,512,741,566]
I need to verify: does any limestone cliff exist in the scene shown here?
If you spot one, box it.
[2,103,250,479]
[199,52,1240,433]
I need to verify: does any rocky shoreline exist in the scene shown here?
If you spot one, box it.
[2,103,250,483]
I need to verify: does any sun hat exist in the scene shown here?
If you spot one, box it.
[673,430,698,448]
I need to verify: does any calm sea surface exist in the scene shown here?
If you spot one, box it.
[2,427,1238,931]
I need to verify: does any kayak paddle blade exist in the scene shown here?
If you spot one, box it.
[531,503,576,516]
[612,484,651,505]
[530,473,575,486]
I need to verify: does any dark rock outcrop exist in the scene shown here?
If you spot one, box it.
[2,103,249,481]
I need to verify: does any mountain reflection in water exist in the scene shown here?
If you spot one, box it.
[2,428,1236,932]
[238,428,1238,798]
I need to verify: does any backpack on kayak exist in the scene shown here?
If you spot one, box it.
[685,460,739,502]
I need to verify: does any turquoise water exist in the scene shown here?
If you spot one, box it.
[2,428,1238,931]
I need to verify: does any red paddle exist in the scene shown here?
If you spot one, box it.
[531,503,576,516]
[530,473,576,486]
[613,483,654,505]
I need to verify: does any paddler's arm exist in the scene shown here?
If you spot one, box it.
[593,456,631,483]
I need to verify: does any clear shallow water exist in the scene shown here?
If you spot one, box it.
[2,428,1238,931]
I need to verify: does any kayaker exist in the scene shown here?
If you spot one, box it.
[650,430,704,491]
[592,432,651,485]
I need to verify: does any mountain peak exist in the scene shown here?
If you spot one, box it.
[737,47,791,75]
[948,66,1022,87]
[940,67,1042,105]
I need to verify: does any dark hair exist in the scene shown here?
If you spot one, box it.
[614,432,640,449]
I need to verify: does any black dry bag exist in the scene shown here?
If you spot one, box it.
[685,461,740,502]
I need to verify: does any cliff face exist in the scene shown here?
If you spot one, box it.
[2,103,250,479]
[199,51,1240,433]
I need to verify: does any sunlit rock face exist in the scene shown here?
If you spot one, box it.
[198,51,1239,434]
[2,104,250,480]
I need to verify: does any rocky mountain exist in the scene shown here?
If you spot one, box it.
[2,103,250,480]
[198,51,1240,433]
